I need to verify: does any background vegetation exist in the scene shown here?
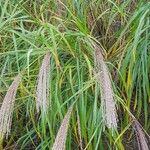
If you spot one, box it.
[0,0,150,149]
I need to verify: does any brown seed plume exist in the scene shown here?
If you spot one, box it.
[0,74,21,138]
[133,120,149,150]
[36,52,51,113]
[56,0,66,18]
[52,105,73,150]
[94,43,118,128]
[87,6,95,30]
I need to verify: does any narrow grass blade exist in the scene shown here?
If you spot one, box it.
[52,105,73,150]
[94,43,118,128]
[36,52,51,113]
[0,74,21,138]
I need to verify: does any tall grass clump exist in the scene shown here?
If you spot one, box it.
[0,0,150,149]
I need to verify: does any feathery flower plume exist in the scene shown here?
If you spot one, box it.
[94,43,118,128]
[133,120,149,150]
[77,113,83,150]
[0,74,21,138]
[52,105,73,150]
[36,52,51,113]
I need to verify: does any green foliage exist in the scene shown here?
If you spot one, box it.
[0,0,149,149]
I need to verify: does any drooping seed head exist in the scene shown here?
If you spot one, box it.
[77,113,83,150]
[52,105,73,150]
[0,74,21,138]
[133,120,149,150]
[36,52,51,113]
[94,43,118,128]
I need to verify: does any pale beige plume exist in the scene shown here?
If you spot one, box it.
[77,113,83,150]
[36,52,50,113]
[0,74,21,138]
[94,43,118,128]
[52,105,73,150]
[133,120,149,150]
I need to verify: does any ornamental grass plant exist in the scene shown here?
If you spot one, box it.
[0,0,150,149]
